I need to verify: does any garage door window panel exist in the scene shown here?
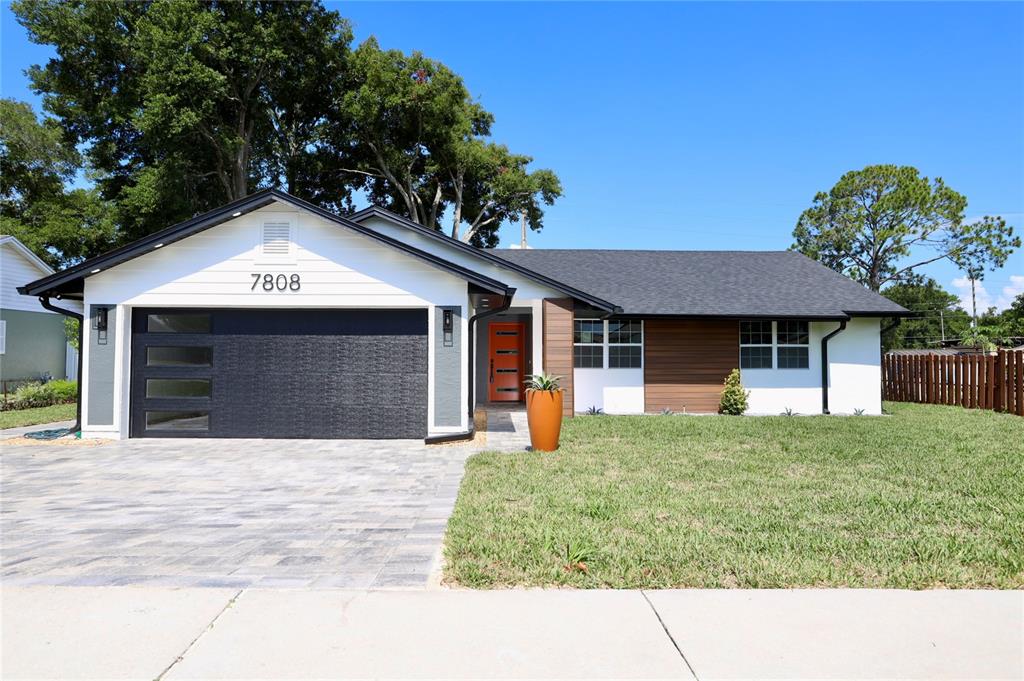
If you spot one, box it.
[145,411,209,431]
[147,313,211,334]
[146,346,213,367]
[146,378,211,399]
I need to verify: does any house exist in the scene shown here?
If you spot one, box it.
[18,190,908,440]
[1,235,79,385]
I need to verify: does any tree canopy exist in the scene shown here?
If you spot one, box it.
[0,97,116,267]
[792,165,1019,292]
[11,0,561,256]
[880,278,970,350]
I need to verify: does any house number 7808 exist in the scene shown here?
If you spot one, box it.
[251,273,301,291]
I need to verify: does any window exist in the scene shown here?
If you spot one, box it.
[145,411,209,431]
[777,320,809,369]
[739,320,811,370]
[607,320,642,368]
[147,314,210,333]
[145,379,211,399]
[740,320,773,369]
[574,319,644,369]
[146,346,213,367]
[573,319,604,368]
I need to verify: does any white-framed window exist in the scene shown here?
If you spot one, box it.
[573,319,644,369]
[0,319,6,354]
[608,320,643,368]
[739,320,811,370]
[776,320,810,369]
[573,319,603,368]
[739,320,773,369]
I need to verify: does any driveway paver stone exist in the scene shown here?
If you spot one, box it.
[1,438,471,588]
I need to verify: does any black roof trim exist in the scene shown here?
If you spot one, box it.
[349,206,620,313]
[19,189,512,297]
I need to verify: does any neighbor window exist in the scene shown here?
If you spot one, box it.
[776,320,810,369]
[607,320,643,368]
[739,320,773,369]
[573,319,603,368]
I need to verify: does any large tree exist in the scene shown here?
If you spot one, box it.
[0,98,116,267]
[14,0,354,240]
[792,165,1019,292]
[336,38,562,245]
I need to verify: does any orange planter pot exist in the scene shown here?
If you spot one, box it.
[526,389,563,452]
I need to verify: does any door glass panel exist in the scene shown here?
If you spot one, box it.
[495,368,518,373]
[495,330,518,336]
[145,411,209,431]
[147,313,210,333]
[146,346,212,367]
[495,349,518,355]
[146,379,211,398]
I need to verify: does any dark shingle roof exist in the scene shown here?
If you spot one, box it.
[489,249,908,318]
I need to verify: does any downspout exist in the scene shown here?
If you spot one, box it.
[820,320,847,415]
[423,288,515,445]
[39,295,84,434]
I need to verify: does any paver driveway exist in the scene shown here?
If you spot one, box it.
[1,438,471,588]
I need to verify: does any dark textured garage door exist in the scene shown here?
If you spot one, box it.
[130,308,428,439]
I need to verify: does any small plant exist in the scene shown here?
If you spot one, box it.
[853,408,866,416]
[524,372,562,391]
[562,539,595,573]
[585,405,604,415]
[582,497,617,521]
[660,407,673,416]
[781,407,796,417]
[718,369,749,415]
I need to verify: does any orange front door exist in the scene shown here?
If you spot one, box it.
[488,322,526,402]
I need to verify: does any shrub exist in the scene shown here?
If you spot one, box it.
[5,380,78,411]
[718,369,749,415]
[524,372,561,391]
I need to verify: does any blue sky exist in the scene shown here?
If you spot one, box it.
[3,1,1022,309]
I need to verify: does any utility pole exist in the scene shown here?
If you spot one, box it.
[939,308,945,342]
[520,212,528,249]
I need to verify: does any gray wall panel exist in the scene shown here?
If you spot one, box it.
[86,305,116,426]
[434,306,462,428]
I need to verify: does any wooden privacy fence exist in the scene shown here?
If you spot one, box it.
[882,350,1024,416]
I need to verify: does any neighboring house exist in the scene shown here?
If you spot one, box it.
[18,190,908,440]
[1,235,79,384]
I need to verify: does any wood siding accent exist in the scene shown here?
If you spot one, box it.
[542,298,574,417]
[644,319,739,413]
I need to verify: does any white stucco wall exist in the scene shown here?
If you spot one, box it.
[80,203,473,439]
[574,368,645,413]
[743,317,882,415]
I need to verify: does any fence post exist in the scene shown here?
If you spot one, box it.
[1017,351,1024,417]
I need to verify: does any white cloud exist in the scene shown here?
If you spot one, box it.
[952,274,1024,313]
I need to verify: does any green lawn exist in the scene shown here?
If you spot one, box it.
[445,403,1024,589]
[0,403,76,430]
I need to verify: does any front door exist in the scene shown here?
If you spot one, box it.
[488,322,525,402]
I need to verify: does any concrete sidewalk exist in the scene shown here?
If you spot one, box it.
[2,587,1021,680]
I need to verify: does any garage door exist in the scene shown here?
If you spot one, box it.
[129,308,428,439]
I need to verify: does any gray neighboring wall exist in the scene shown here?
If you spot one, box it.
[434,306,462,428]
[86,305,116,426]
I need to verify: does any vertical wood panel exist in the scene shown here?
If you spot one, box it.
[542,298,574,417]
[644,319,739,413]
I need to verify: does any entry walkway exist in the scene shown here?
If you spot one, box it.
[2,587,1019,679]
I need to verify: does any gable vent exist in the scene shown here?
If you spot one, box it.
[262,221,291,255]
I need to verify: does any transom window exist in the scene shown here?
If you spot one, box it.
[574,319,643,369]
[739,320,810,370]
